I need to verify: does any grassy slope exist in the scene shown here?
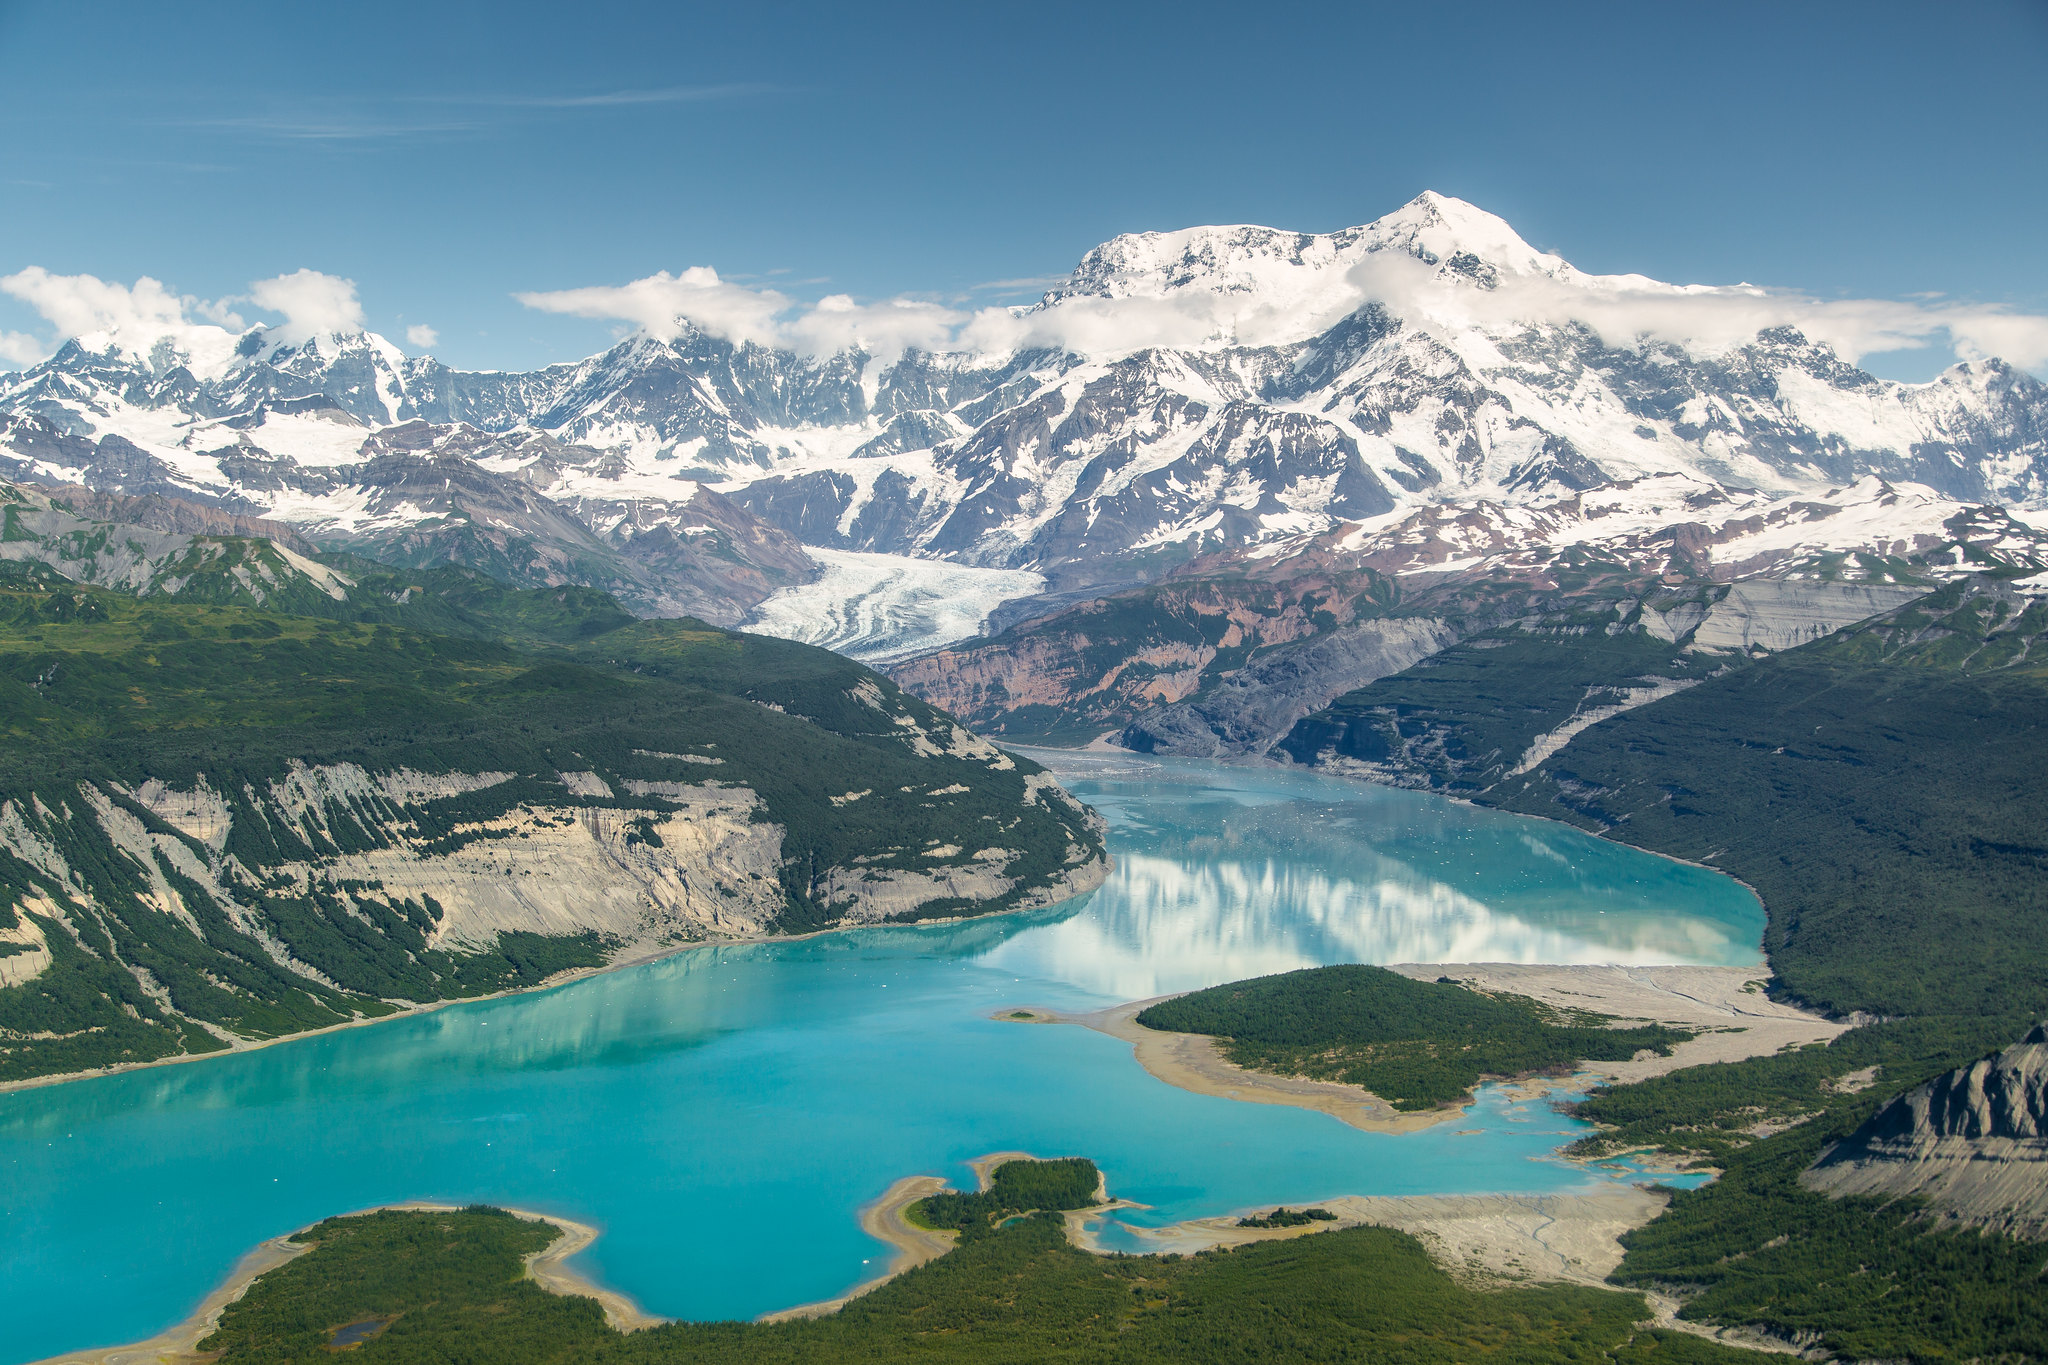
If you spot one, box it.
[1135,964,1691,1110]
[195,1205,1778,1365]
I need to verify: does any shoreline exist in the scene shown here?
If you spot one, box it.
[38,1165,1803,1365]
[27,1202,662,1365]
[756,1175,957,1322]
[0,854,1111,1098]
[1018,998,1462,1134]
[1009,962,1845,1141]
[763,1148,1120,1322]
[1034,743,1776,918]
[1062,1189,1804,1356]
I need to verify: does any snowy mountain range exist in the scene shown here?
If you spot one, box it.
[3,192,2044,643]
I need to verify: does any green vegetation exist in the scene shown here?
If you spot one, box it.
[194,1205,1785,1365]
[1564,1015,2004,1163]
[1612,1123,2048,1361]
[1495,600,2048,1024]
[1137,964,1691,1110]
[1276,577,2048,1359]
[0,557,1102,1083]
[1274,623,1730,791]
[1236,1207,1337,1229]
[912,1158,1101,1234]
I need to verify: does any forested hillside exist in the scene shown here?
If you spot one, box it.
[0,527,1106,1087]
[1276,575,2048,1358]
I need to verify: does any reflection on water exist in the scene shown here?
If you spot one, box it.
[981,754,1759,998]
[0,754,1763,1364]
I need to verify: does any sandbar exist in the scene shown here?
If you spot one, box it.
[1030,997,1460,1133]
[762,1148,1124,1321]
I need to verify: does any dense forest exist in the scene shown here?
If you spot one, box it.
[196,1205,1781,1365]
[1137,963,1690,1109]
[911,1158,1102,1234]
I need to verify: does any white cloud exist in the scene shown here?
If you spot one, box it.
[0,267,244,373]
[405,323,440,348]
[0,265,376,375]
[1338,252,2048,372]
[513,215,2048,375]
[246,269,365,342]
[0,331,44,368]
[516,267,809,349]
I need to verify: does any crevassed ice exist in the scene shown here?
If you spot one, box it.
[743,549,1045,661]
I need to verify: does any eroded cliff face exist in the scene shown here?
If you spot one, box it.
[1117,616,1461,758]
[887,570,1401,741]
[0,755,1108,1083]
[3,759,1112,974]
[1804,1024,2048,1238]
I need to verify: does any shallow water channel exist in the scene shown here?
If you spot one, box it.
[0,754,1762,1362]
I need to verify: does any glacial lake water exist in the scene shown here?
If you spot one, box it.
[0,754,1763,1363]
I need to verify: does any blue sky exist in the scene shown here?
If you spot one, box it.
[1,0,2044,378]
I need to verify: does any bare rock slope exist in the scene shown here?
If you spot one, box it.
[1804,1023,2048,1238]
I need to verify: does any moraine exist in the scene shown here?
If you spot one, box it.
[0,754,1762,1365]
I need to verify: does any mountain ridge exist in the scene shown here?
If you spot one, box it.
[5,193,2043,652]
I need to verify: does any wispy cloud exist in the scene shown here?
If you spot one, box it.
[427,83,777,109]
[177,84,776,142]
[181,113,486,142]
[973,276,1065,292]
[519,249,2048,372]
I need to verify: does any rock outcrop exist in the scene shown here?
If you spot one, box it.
[1803,1024,2048,1238]
[1680,580,1930,653]
[1118,616,1460,757]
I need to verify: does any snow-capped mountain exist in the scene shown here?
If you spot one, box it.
[2,192,2044,640]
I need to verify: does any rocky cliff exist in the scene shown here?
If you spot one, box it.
[1117,616,1460,758]
[1804,1024,2048,1238]
[886,566,1402,743]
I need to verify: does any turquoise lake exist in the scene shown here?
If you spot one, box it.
[0,755,1763,1363]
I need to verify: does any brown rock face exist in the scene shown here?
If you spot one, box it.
[887,569,1402,741]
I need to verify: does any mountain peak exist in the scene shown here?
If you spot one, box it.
[1368,192,1561,277]
[1044,192,1565,314]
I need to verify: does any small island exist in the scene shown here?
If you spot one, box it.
[906,1156,1102,1235]
[1135,964,1694,1111]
